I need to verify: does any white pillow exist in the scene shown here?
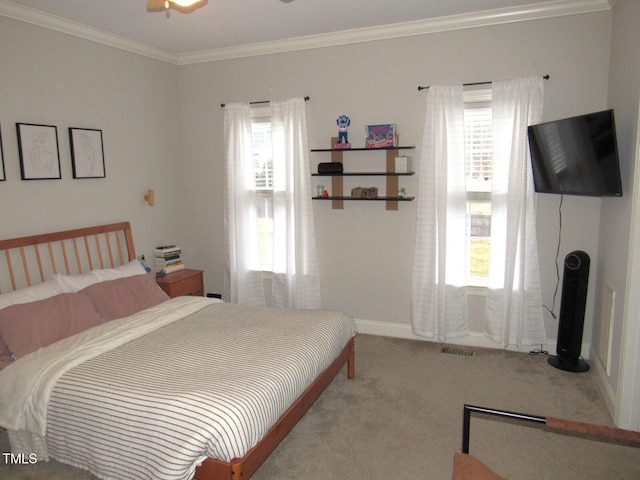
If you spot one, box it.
[0,279,66,310]
[55,260,147,292]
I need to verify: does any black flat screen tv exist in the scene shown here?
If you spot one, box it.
[528,109,622,197]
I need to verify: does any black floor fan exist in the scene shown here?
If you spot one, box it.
[548,250,591,373]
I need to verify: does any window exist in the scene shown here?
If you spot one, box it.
[464,89,492,286]
[251,107,273,271]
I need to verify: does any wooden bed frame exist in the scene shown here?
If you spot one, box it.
[195,338,355,480]
[0,222,136,293]
[0,221,356,480]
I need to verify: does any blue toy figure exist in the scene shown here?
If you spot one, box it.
[336,115,351,147]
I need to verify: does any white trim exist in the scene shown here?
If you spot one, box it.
[0,0,177,64]
[591,344,617,420]
[0,0,612,65]
[353,317,585,356]
[467,285,489,297]
[180,0,611,64]
[616,99,640,430]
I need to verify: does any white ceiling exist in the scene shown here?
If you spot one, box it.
[0,0,614,63]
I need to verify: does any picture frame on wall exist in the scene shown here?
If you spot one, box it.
[69,127,105,179]
[0,123,5,182]
[16,123,61,180]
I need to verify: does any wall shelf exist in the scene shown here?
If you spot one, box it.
[312,196,415,202]
[311,139,415,210]
[310,146,415,152]
[312,172,415,177]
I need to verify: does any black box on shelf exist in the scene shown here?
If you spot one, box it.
[318,162,343,174]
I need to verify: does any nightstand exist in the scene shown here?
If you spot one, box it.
[156,269,204,298]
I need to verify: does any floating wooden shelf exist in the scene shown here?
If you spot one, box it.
[311,146,415,152]
[311,139,415,210]
[312,196,415,201]
[312,172,415,177]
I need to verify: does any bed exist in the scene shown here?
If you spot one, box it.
[0,222,356,480]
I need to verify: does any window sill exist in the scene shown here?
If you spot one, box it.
[467,285,488,297]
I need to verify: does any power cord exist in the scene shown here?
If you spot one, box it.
[542,194,563,321]
[534,195,564,357]
[529,345,549,356]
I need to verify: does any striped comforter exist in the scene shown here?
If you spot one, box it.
[0,297,356,480]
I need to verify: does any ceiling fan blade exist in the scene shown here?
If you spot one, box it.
[147,0,209,12]
[280,0,295,3]
[147,0,166,10]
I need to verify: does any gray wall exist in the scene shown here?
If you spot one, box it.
[4,7,635,421]
[178,11,612,351]
[0,17,188,261]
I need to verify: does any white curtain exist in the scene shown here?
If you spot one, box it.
[270,98,321,309]
[485,76,545,348]
[223,103,266,305]
[223,98,320,309]
[411,85,469,340]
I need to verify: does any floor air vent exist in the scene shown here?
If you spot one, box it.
[440,346,475,357]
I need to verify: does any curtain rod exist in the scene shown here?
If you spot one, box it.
[417,75,549,91]
[220,96,309,108]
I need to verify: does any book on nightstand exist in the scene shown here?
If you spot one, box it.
[154,245,185,276]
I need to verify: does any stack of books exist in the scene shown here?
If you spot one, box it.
[154,245,184,276]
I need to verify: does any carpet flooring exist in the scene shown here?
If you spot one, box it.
[1,334,639,479]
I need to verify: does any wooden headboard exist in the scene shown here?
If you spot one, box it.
[0,222,136,294]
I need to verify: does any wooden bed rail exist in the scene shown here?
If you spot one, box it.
[194,336,355,480]
[0,222,136,294]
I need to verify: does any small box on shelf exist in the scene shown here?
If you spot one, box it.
[351,187,378,198]
[365,124,397,149]
[395,156,413,173]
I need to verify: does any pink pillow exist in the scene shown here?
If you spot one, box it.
[80,272,169,321]
[0,340,13,370]
[0,278,66,310]
[0,335,9,358]
[0,293,103,359]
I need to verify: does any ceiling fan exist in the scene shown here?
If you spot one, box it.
[147,0,293,11]
[146,0,206,11]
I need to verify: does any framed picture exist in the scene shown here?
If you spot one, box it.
[69,128,105,179]
[365,124,396,149]
[0,123,5,182]
[16,123,61,180]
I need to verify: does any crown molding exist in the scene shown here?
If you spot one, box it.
[0,0,178,64]
[0,0,612,66]
[180,0,611,65]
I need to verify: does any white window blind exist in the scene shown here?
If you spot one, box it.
[251,107,274,271]
[464,89,492,285]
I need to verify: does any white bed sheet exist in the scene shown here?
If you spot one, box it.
[0,297,356,480]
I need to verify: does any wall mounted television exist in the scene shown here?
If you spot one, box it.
[528,109,622,197]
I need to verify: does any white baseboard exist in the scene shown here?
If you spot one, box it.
[354,317,590,356]
[589,345,617,420]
